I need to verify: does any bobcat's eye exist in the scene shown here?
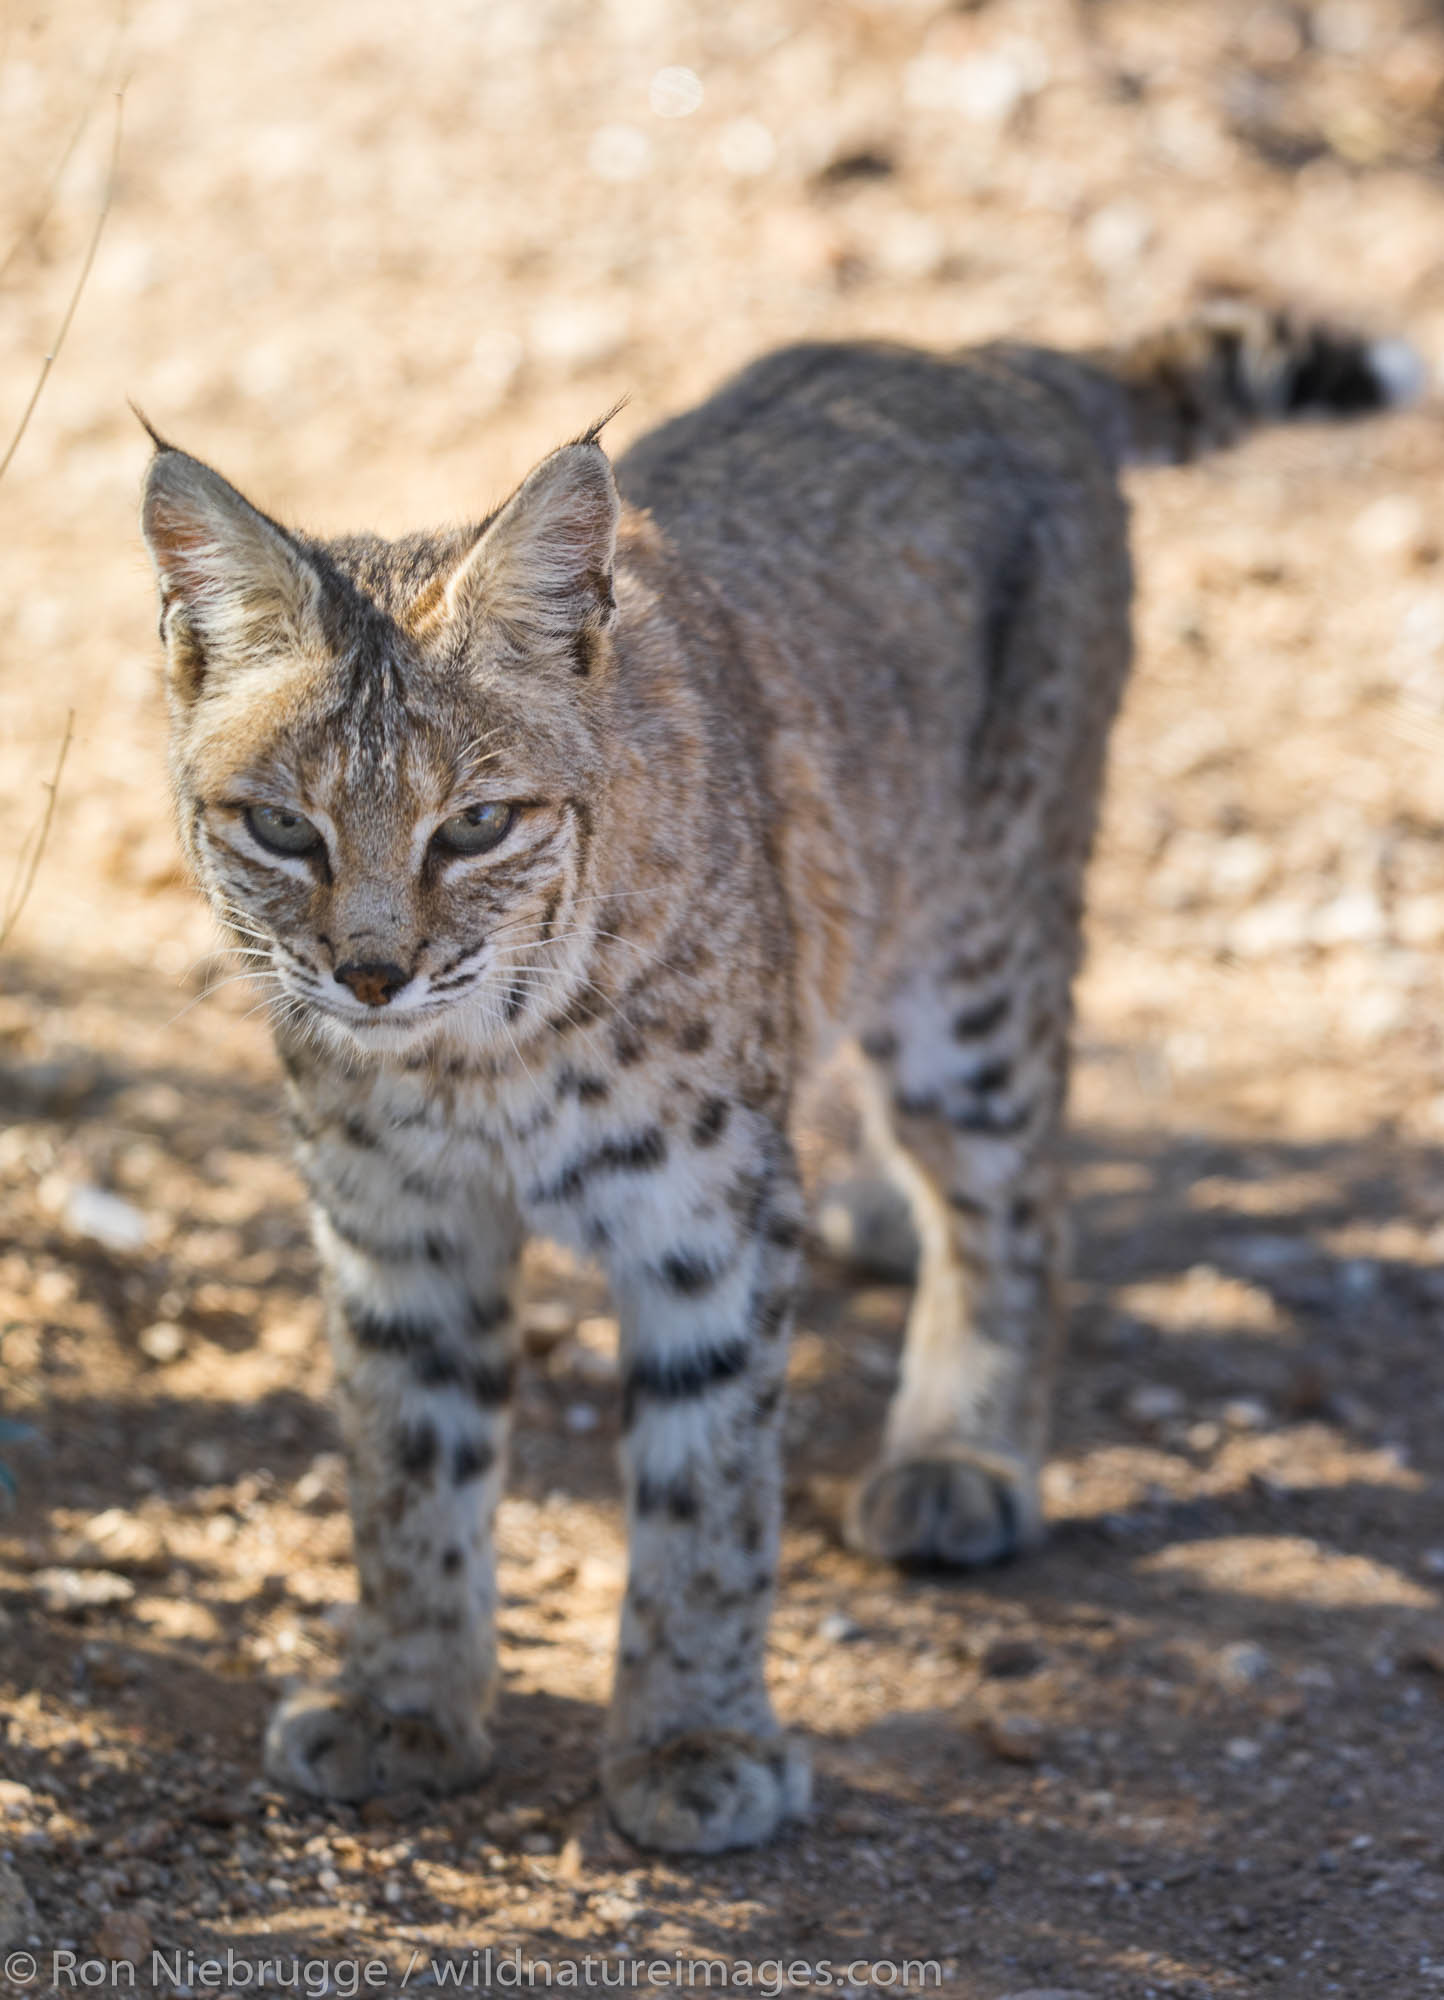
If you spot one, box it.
[434,803,516,855]
[245,804,324,856]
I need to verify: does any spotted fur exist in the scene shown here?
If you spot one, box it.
[140,300,1413,1853]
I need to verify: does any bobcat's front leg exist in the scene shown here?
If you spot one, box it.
[594,1115,810,1852]
[265,1077,522,1802]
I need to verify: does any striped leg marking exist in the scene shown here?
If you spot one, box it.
[848,972,1068,1569]
[264,1136,522,1802]
[598,1133,811,1852]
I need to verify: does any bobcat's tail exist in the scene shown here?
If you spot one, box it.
[1081,293,1425,466]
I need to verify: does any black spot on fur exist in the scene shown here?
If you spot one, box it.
[677,1019,712,1053]
[765,1213,803,1251]
[622,1336,751,1426]
[471,1296,513,1335]
[395,1420,439,1478]
[950,1102,1029,1137]
[753,1291,790,1341]
[860,1026,898,1063]
[727,1171,771,1235]
[951,994,1010,1041]
[346,1304,513,1405]
[529,1126,667,1205]
[691,1097,730,1147]
[657,1249,722,1296]
[635,1472,699,1521]
[452,1436,496,1485]
[441,1546,463,1575]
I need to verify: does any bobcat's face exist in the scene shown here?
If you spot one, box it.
[142,435,620,1061]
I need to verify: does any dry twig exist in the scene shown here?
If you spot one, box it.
[0,708,74,949]
[0,77,126,950]
[0,82,125,483]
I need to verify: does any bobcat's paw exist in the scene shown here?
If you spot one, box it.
[812,1175,919,1283]
[603,1730,810,1854]
[847,1450,1041,1570]
[263,1684,491,1803]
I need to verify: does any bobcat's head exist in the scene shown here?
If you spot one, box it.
[140,427,622,1061]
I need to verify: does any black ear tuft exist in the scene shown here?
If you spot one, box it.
[128,398,175,454]
[574,395,630,450]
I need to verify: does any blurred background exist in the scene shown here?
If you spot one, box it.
[2,1,1444,1993]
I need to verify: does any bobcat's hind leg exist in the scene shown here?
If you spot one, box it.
[848,954,1070,1570]
[264,1085,523,1802]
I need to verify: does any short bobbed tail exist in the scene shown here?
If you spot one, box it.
[1086,293,1426,465]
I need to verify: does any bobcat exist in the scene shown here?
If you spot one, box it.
[139,300,1414,1853]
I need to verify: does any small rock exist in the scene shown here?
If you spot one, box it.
[1218,1642,1273,1688]
[93,1909,151,1963]
[560,1316,619,1384]
[981,1714,1045,1764]
[1352,493,1428,563]
[1225,1737,1262,1764]
[520,1300,574,1358]
[1223,1397,1270,1433]
[563,1402,600,1433]
[557,1802,633,1877]
[293,1452,348,1512]
[818,1610,863,1644]
[183,1439,228,1484]
[187,1794,242,1827]
[592,1888,644,1926]
[0,1858,37,1945]
[1084,199,1152,272]
[1225,1233,1309,1274]
[35,1568,136,1615]
[981,1637,1046,1679]
[138,1320,187,1364]
[64,1508,168,1577]
[484,1803,548,1841]
[358,1789,427,1826]
[63,1184,150,1252]
[1402,1631,1444,1676]
[1283,1365,1330,1418]
[1125,1383,1185,1426]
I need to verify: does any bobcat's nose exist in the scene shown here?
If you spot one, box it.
[335,960,410,1008]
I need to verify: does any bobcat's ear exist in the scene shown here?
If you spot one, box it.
[140,447,324,704]
[438,440,620,675]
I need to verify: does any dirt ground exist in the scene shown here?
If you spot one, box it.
[2,1,1444,1994]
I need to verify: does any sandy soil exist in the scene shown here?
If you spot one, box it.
[2,1,1444,1995]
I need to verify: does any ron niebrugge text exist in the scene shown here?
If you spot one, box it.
[19,1947,946,1993]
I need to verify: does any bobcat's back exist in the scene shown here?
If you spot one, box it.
[616,338,1132,1050]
